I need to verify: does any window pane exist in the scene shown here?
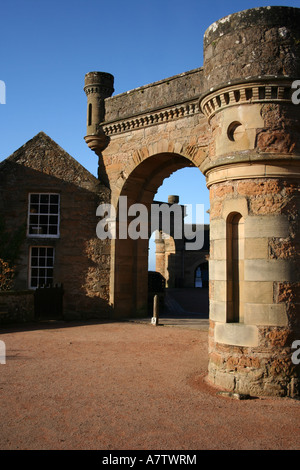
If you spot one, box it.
[46,247,54,257]
[49,226,58,235]
[50,204,59,214]
[31,257,38,266]
[39,247,46,256]
[50,195,59,204]
[49,215,58,225]
[30,204,39,213]
[30,194,39,204]
[38,278,46,287]
[46,268,53,278]
[39,215,48,224]
[40,195,49,204]
[40,204,49,214]
[30,215,38,224]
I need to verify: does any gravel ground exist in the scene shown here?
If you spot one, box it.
[0,320,299,451]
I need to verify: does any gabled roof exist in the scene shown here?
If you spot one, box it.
[0,131,101,191]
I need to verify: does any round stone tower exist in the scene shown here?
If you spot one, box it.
[84,71,114,153]
[199,6,300,397]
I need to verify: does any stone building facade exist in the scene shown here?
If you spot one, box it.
[154,228,209,289]
[83,6,300,397]
[154,195,209,289]
[0,132,111,320]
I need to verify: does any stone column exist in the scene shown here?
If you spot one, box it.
[155,231,166,279]
[199,6,300,397]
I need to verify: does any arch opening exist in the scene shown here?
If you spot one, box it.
[111,153,209,318]
[194,262,209,288]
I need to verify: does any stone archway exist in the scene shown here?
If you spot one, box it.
[84,6,300,397]
[110,151,200,317]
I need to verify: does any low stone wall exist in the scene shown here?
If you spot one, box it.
[0,290,35,325]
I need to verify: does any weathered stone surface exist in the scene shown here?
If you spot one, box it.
[0,290,34,324]
[203,17,300,394]
[104,68,205,123]
[203,6,300,91]
[0,132,111,320]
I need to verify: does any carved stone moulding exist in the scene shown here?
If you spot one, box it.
[102,100,200,136]
[199,77,296,123]
[84,133,109,153]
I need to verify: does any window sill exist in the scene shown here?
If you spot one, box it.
[27,235,60,239]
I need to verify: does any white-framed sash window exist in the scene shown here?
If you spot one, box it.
[28,193,60,237]
[29,246,55,288]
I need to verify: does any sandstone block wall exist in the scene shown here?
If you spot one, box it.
[208,178,300,396]
[0,291,34,324]
[0,132,111,320]
[200,6,300,397]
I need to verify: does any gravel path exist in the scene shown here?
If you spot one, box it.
[0,320,299,450]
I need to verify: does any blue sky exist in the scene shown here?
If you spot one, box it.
[1,0,299,269]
